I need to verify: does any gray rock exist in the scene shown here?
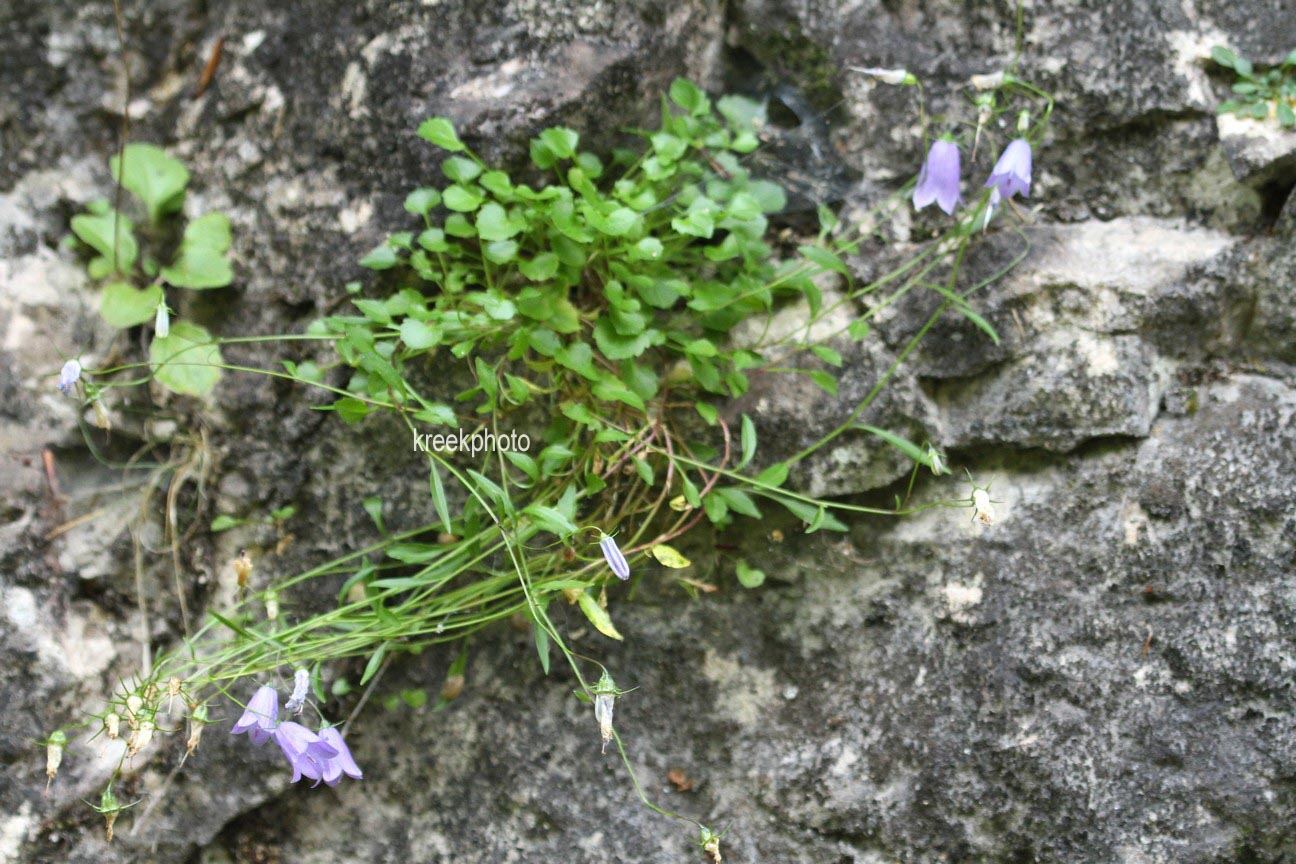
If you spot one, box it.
[5,1,1296,863]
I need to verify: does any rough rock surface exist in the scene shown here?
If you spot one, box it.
[3,1,1296,863]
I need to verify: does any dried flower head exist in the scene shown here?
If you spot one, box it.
[234,549,253,588]
[972,488,996,526]
[45,729,67,788]
[127,720,154,757]
[187,704,209,756]
[104,713,120,740]
[285,668,310,715]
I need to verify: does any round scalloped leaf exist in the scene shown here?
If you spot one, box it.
[100,281,164,328]
[149,321,223,396]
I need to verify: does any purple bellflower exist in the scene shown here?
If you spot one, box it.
[985,138,1032,200]
[272,721,338,785]
[913,138,962,215]
[58,359,82,395]
[599,534,630,580]
[231,685,279,746]
[317,726,363,786]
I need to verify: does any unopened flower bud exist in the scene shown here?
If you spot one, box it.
[154,299,170,339]
[591,670,618,754]
[1017,109,1031,134]
[127,720,154,757]
[970,71,1006,90]
[925,445,946,476]
[265,590,279,622]
[851,66,916,86]
[45,729,67,787]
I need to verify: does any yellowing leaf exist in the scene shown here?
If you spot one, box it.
[576,591,623,641]
[650,544,691,569]
[669,495,692,512]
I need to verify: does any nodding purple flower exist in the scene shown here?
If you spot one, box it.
[599,534,630,580]
[913,138,963,215]
[58,359,82,395]
[284,668,310,715]
[985,138,1032,200]
[231,685,279,746]
[317,726,363,786]
[272,721,338,785]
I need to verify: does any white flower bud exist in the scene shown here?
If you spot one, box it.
[265,590,279,622]
[970,71,1006,90]
[851,66,915,86]
[125,695,143,728]
[154,300,170,339]
[972,488,995,526]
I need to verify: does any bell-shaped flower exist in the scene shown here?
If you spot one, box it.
[913,139,963,215]
[58,359,82,395]
[272,720,338,784]
[599,534,630,581]
[317,726,363,786]
[985,138,1032,200]
[231,684,279,745]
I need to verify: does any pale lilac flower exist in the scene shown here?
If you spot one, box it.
[272,721,338,785]
[913,139,962,215]
[317,726,363,786]
[284,668,310,715]
[985,138,1032,200]
[231,684,279,745]
[599,534,630,580]
[58,359,82,395]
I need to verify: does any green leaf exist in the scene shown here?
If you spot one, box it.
[333,396,374,424]
[715,487,762,518]
[811,345,843,366]
[539,127,579,159]
[650,544,691,568]
[669,78,710,115]
[441,156,482,183]
[429,463,453,534]
[359,244,400,270]
[100,281,163,328]
[361,642,389,685]
[210,514,242,532]
[525,504,578,537]
[417,117,465,152]
[754,461,789,487]
[798,244,850,278]
[404,187,442,214]
[857,424,930,467]
[110,143,189,222]
[736,559,766,588]
[149,321,223,396]
[162,244,233,289]
[519,253,560,281]
[399,318,442,350]
[809,369,838,396]
[534,609,551,675]
[555,341,599,379]
[483,239,519,264]
[1278,100,1296,127]
[593,317,655,360]
[71,212,138,273]
[739,414,757,469]
[363,495,386,534]
[629,237,664,261]
[848,318,870,341]
[475,202,520,241]
[695,401,718,425]
[1211,45,1237,69]
[443,185,484,212]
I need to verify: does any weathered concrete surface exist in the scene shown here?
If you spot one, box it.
[3,1,1296,863]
